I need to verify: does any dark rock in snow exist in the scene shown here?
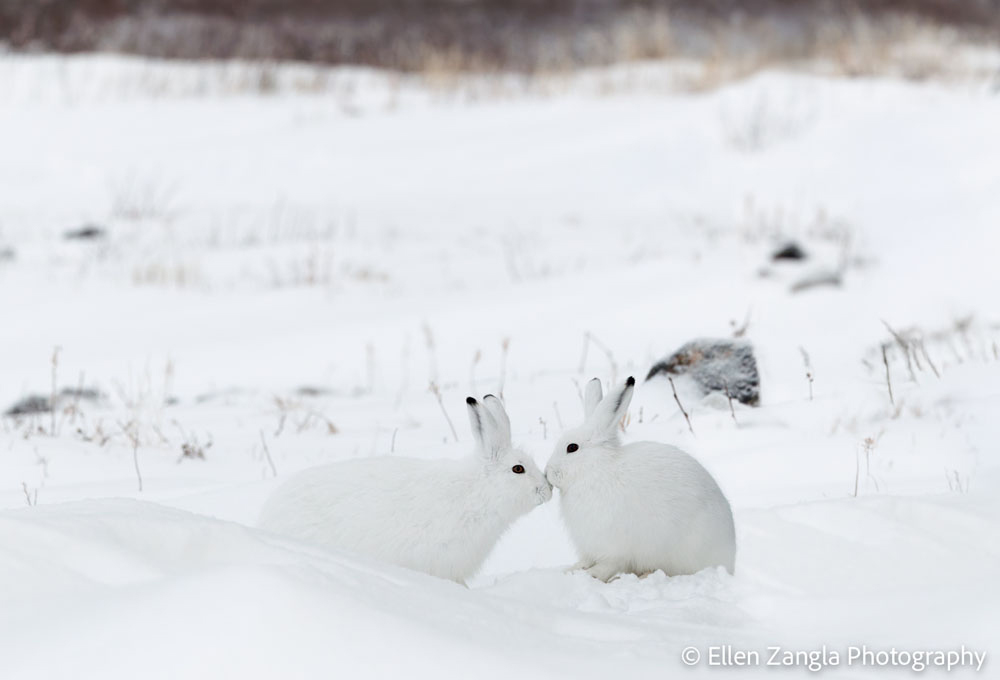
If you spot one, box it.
[646,338,760,406]
[0,247,15,262]
[64,224,107,241]
[4,388,104,417]
[5,395,51,416]
[772,241,807,261]
[296,385,333,397]
[790,269,842,293]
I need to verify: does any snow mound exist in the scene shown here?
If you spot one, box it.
[3,491,997,679]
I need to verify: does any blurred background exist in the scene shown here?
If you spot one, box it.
[3,0,1000,73]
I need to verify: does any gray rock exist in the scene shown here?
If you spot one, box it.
[646,338,760,406]
[4,395,51,416]
[772,241,807,261]
[295,385,332,397]
[64,225,107,241]
[4,388,104,417]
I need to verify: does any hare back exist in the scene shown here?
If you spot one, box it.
[258,457,500,581]
[561,441,735,575]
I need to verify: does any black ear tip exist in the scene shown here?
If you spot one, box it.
[626,376,636,387]
[483,393,496,400]
[466,396,477,405]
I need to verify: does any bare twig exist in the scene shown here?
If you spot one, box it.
[131,436,142,492]
[955,316,975,359]
[163,359,174,408]
[34,448,49,481]
[50,346,61,436]
[272,396,289,437]
[667,376,694,435]
[723,380,737,424]
[539,417,547,440]
[390,428,398,453]
[799,346,814,400]
[429,381,458,442]
[947,337,964,364]
[69,370,85,425]
[881,344,895,406]
[918,340,940,378]
[498,338,510,400]
[731,308,752,337]
[853,448,860,497]
[152,425,169,445]
[296,411,315,434]
[862,436,880,492]
[910,340,924,372]
[422,323,438,384]
[284,406,336,435]
[21,482,37,507]
[259,430,278,478]
[882,320,916,381]
[119,420,143,492]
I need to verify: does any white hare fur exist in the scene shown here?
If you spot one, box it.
[258,395,551,583]
[545,377,736,582]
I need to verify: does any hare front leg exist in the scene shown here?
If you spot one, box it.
[564,558,596,574]
[584,561,623,583]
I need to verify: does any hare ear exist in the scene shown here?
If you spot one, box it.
[481,394,511,448]
[583,378,603,419]
[466,396,503,460]
[588,376,635,434]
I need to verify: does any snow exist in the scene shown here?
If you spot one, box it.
[1,54,999,678]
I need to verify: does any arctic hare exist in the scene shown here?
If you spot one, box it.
[545,377,735,582]
[258,395,551,583]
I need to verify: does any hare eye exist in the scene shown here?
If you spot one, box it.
[567,443,579,453]
[512,464,525,474]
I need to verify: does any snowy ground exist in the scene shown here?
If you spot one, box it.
[1,54,999,678]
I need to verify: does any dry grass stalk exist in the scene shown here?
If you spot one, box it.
[881,344,894,406]
[498,338,511,400]
[429,381,459,442]
[259,430,278,478]
[667,376,694,435]
[723,380,737,424]
[50,346,61,436]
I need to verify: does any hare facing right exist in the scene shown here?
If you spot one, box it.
[258,394,551,583]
